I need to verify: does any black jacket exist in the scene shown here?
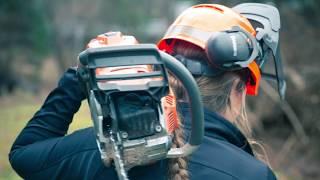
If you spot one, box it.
[9,68,277,180]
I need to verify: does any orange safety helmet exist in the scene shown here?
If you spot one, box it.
[158,4,261,95]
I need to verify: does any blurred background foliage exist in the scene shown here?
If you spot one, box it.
[0,0,319,179]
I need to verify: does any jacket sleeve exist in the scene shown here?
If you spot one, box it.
[8,67,87,178]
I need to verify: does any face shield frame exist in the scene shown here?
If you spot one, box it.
[233,3,286,99]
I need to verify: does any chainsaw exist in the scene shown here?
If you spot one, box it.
[77,41,204,180]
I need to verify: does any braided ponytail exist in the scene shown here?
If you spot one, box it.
[168,119,189,180]
[166,40,204,180]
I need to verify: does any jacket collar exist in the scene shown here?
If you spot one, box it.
[178,102,254,156]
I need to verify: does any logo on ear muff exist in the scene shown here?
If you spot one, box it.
[205,26,261,71]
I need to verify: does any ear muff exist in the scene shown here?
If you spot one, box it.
[205,26,261,70]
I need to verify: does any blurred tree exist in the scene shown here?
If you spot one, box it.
[0,0,49,95]
[44,0,174,72]
[0,0,176,95]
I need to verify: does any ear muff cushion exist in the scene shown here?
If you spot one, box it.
[205,31,252,69]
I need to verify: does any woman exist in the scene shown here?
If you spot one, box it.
[9,3,279,180]
[158,3,280,180]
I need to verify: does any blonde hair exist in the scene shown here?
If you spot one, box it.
[167,40,270,179]
[196,75,270,165]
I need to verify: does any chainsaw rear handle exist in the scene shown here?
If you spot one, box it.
[160,51,204,158]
